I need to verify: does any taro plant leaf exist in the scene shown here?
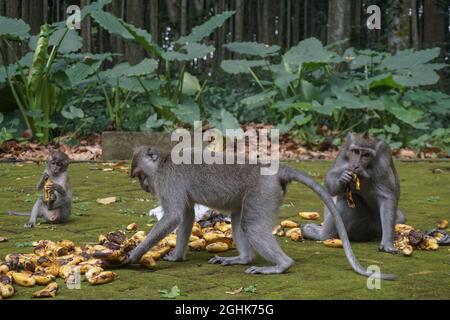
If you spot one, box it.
[176,11,235,44]
[277,114,312,134]
[0,52,33,84]
[119,20,162,57]
[209,109,242,136]
[380,47,441,71]
[163,43,214,61]
[284,37,332,66]
[141,114,166,131]
[312,99,341,115]
[90,10,133,40]
[29,28,82,53]
[81,0,112,18]
[182,72,201,95]
[171,98,201,125]
[240,90,277,107]
[384,124,400,135]
[366,74,404,90]
[158,285,181,299]
[61,105,84,120]
[121,58,158,77]
[27,24,49,97]
[0,16,30,40]
[224,42,280,57]
[220,59,266,74]
[385,98,426,128]
[300,80,320,101]
[393,66,440,87]
[65,60,101,86]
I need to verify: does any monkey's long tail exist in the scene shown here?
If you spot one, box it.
[279,166,396,280]
[5,211,31,216]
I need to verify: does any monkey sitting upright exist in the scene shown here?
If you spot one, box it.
[302,133,406,254]
[7,150,72,228]
[127,146,395,279]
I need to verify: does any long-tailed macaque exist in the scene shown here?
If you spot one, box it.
[302,133,405,253]
[7,150,72,228]
[127,146,395,279]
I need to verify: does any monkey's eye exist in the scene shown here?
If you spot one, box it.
[352,149,360,155]
[51,161,56,165]
[362,153,370,158]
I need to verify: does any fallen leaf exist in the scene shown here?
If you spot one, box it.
[0,237,8,242]
[158,286,181,299]
[102,168,114,172]
[226,287,243,295]
[96,197,117,205]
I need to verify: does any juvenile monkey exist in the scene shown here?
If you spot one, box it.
[302,133,405,253]
[128,146,395,279]
[7,150,72,228]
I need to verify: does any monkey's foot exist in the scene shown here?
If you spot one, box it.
[302,223,323,240]
[378,244,399,254]
[163,251,186,262]
[245,265,289,274]
[208,255,252,266]
[24,222,35,229]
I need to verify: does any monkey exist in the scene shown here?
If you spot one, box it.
[126,145,396,279]
[6,150,72,228]
[302,133,406,254]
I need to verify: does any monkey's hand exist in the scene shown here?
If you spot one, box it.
[24,221,35,229]
[50,183,66,196]
[163,251,186,262]
[338,169,354,185]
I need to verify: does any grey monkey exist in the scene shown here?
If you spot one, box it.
[302,133,406,253]
[127,146,395,279]
[7,150,72,228]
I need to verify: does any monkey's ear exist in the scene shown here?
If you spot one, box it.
[130,167,141,178]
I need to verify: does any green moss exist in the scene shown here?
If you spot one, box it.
[0,161,449,300]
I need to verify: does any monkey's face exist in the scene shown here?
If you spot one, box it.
[47,151,69,176]
[131,146,161,177]
[346,146,375,175]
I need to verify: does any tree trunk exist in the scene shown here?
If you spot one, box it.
[327,0,351,52]
[111,0,124,61]
[165,0,178,24]
[214,0,225,67]
[126,0,145,64]
[388,0,410,53]
[278,0,285,47]
[234,0,244,58]
[286,0,291,48]
[180,0,187,36]
[410,0,419,50]
[5,0,20,62]
[292,0,300,45]
[149,0,159,45]
[350,0,361,48]
[303,0,308,39]
[423,0,446,47]
[81,0,92,53]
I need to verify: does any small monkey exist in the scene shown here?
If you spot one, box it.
[7,150,72,228]
[127,146,395,279]
[303,133,405,253]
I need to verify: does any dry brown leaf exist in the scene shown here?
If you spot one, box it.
[96,197,117,205]
[226,287,243,295]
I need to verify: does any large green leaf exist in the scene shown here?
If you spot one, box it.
[0,52,33,83]
[176,11,235,44]
[171,98,200,124]
[224,42,280,57]
[385,98,425,128]
[65,61,101,86]
[163,43,214,61]
[0,16,30,40]
[220,59,266,74]
[300,80,320,101]
[90,10,133,40]
[240,90,277,107]
[29,28,82,53]
[284,38,332,66]
[209,109,241,136]
[122,58,158,77]
[61,105,84,119]
[27,25,49,96]
[312,99,341,115]
[119,20,162,57]
[182,72,201,95]
[380,48,441,71]
[81,0,112,19]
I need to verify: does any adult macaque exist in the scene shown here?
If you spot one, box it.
[303,133,405,253]
[7,150,72,228]
[127,146,395,279]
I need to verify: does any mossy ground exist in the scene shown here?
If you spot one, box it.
[0,161,449,300]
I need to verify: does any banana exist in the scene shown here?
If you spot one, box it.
[437,219,448,230]
[298,212,320,220]
[165,234,177,248]
[33,273,55,285]
[56,240,75,251]
[12,272,36,287]
[0,283,15,299]
[214,222,232,233]
[287,228,303,241]
[131,231,146,243]
[59,265,78,279]
[1,274,12,285]
[87,271,117,285]
[280,220,300,228]
[323,239,343,248]
[126,223,138,231]
[139,253,156,269]
[395,224,414,234]
[419,237,439,251]
[206,242,229,253]
[44,177,53,205]
[85,267,104,280]
[189,239,206,251]
[0,264,9,274]
[285,227,301,237]
[32,282,58,298]
[43,264,60,277]
[189,235,200,242]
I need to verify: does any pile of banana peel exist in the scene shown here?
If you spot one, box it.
[394,219,448,256]
[0,221,233,299]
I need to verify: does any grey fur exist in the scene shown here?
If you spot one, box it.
[7,151,72,228]
[303,133,406,254]
[127,146,396,279]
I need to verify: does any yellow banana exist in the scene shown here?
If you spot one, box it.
[280,220,300,228]
[206,242,229,253]
[12,272,36,287]
[32,282,58,298]
[298,212,320,220]
[0,283,15,299]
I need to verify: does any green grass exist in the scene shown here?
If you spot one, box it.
[0,161,449,300]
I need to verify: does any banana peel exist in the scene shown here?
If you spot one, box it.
[32,282,58,298]
[87,271,117,285]
[323,239,343,248]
